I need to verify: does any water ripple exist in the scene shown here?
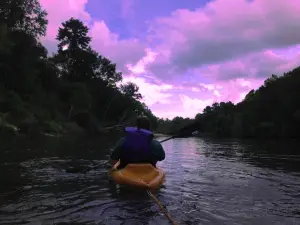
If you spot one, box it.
[1,137,300,224]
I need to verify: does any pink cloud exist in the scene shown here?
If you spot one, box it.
[122,54,263,119]
[122,39,299,118]
[89,21,145,72]
[126,49,158,74]
[39,0,300,119]
[147,0,300,79]
[179,95,214,118]
[186,78,262,114]
[192,48,300,81]
[121,75,173,106]
[150,77,264,119]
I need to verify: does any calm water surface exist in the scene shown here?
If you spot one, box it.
[0,136,300,225]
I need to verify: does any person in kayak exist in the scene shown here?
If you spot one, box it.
[110,116,165,169]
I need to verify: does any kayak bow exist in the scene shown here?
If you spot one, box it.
[110,160,165,189]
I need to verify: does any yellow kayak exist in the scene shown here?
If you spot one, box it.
[110,161,165,189]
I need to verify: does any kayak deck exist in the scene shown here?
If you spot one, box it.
[110,161,165,189]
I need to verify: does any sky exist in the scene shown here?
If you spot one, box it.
[39,0,300,119]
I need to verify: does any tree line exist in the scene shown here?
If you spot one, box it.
[0,0,157,136]
[156,67,300,139]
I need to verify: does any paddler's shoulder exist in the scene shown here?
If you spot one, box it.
[150,139,165,159]
[114,137,125,147]
[150,139,164,149]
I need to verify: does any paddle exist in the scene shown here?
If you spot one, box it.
[157,122,200,143]
[158,136,174,143]
[158,133,193,143]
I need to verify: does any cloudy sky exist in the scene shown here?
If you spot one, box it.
[40,0,300,119]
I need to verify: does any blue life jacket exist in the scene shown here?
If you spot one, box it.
[120,126,153,166]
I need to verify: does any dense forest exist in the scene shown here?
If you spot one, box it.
[157,68,300,139]
[0,0,158,136]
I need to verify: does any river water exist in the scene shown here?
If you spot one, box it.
[0,135,300,225]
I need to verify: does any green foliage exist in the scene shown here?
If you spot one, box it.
[0,0,48,37]
[156,117,193,135]
[56,18,91,51]
[120,82,142,100]
[97,56,122,86]
[0,6,157,135]
[59,82,91,113]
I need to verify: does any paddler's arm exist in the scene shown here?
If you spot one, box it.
[110,137,124,165]
[111,160,118,165]
[151,140,166,161]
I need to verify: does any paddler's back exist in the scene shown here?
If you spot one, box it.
[110,137,165,168]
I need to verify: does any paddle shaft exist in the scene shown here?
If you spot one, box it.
[158,132,196,143]
[158,136,175,143]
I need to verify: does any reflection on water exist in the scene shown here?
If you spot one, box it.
[0,136,300,225]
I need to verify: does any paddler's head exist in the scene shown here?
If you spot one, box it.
[136,116,151,131]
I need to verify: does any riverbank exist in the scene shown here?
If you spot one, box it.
[0,110,171,140]
[0,110,126,139]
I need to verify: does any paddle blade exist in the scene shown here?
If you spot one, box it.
[158,121,200,144]
[175,121,200,138]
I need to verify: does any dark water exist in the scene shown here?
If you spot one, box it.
[0,136,300,225]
